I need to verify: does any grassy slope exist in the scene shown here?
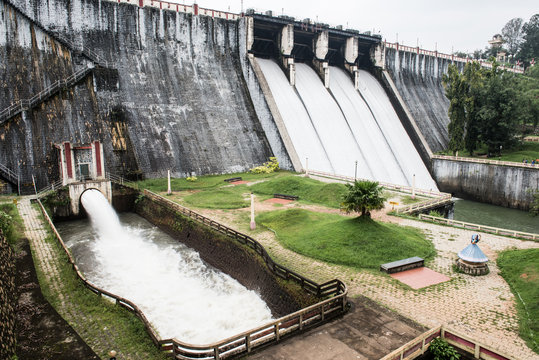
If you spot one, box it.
[257,209,435,270]
[250,176,347,208]
[182,185,250,209]
[497,249,539,354]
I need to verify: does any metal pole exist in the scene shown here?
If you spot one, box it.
[354,160,358,181]
[250,192,256,230]
[32,174,37,195]
[412,174,416,199]
[305,157,309,178]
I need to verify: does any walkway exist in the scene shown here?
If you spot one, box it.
[193,197,539,360]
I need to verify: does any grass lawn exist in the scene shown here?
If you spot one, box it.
[497,249,539,354]
[250,175,347,208]
[257,209,435,270]
[437,141,539,163]
[137,171,288,192]
[182,185,250,209]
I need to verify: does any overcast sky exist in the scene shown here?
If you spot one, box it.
[168,0,538,54]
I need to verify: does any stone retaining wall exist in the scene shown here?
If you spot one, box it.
[0,232,16,359]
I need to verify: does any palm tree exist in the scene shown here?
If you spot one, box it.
[341,180,385,218]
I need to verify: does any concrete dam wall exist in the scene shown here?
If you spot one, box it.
[383,45,464,153]
[433,158,538,210]
[0,0,288,189]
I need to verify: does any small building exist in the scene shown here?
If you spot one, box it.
[455,234,489,275]
[55,141,105,185]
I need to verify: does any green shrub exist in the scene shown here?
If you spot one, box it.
[429,337,460,360]
[186,176,197,182]
[429,210,443,218]
[250,157,280,174]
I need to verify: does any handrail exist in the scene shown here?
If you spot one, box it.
[396,197,453,215]
[383,41,525,74]
[418,214,539,241]
[35,188,348,359]
[381,325,518,360]
[432,154,539,169]
[307,169,450,198]
[0,162,19,185]
[35,179,64,199]
[105,172,139,190]
[0,66,95,124]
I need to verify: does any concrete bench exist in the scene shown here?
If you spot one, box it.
[380,256,424,274]
[273,193,299,201]
[224,177,242,183]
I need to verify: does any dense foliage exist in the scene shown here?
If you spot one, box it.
[443,62,539,156]
[341,180,385,218]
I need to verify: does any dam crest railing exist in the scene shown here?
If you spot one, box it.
[384,41,524,74]
[35,185,347,359]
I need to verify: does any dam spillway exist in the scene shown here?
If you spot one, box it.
[60,189,273,343]
[256,57,438,190]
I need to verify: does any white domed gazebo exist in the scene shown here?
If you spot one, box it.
[456,234,489,275]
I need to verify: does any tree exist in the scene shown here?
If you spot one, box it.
[476,66,520,155]
[341,180,385,218]
[443,62,483,155]
[518,14,539,64]
[502,18,524,55]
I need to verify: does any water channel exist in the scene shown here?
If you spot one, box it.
[57,190,273,344]
[453,199,539,234]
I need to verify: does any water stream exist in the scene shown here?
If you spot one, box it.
[58,189,273,344]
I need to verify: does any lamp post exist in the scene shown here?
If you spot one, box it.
[354,160,358,181]
[412,174,416,199]
[250,192,256,230]
[305,157,309,178]
[167,170,171,195]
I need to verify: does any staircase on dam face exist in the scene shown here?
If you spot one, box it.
[0,162,19,188]
[0,65,95,124]
[0,0,114,124]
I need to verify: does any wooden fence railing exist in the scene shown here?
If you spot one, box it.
[432,154,539,169]
[418,214,539,241]
[307,170,448,198]
[396,196,453,215]
[36,187,348,359]
[143,190,348,358]
[380,325,517,360]
[307,169,452,215]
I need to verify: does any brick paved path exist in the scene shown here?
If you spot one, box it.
[195,199,539,360]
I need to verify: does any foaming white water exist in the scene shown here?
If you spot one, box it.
[77,189,273,344]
